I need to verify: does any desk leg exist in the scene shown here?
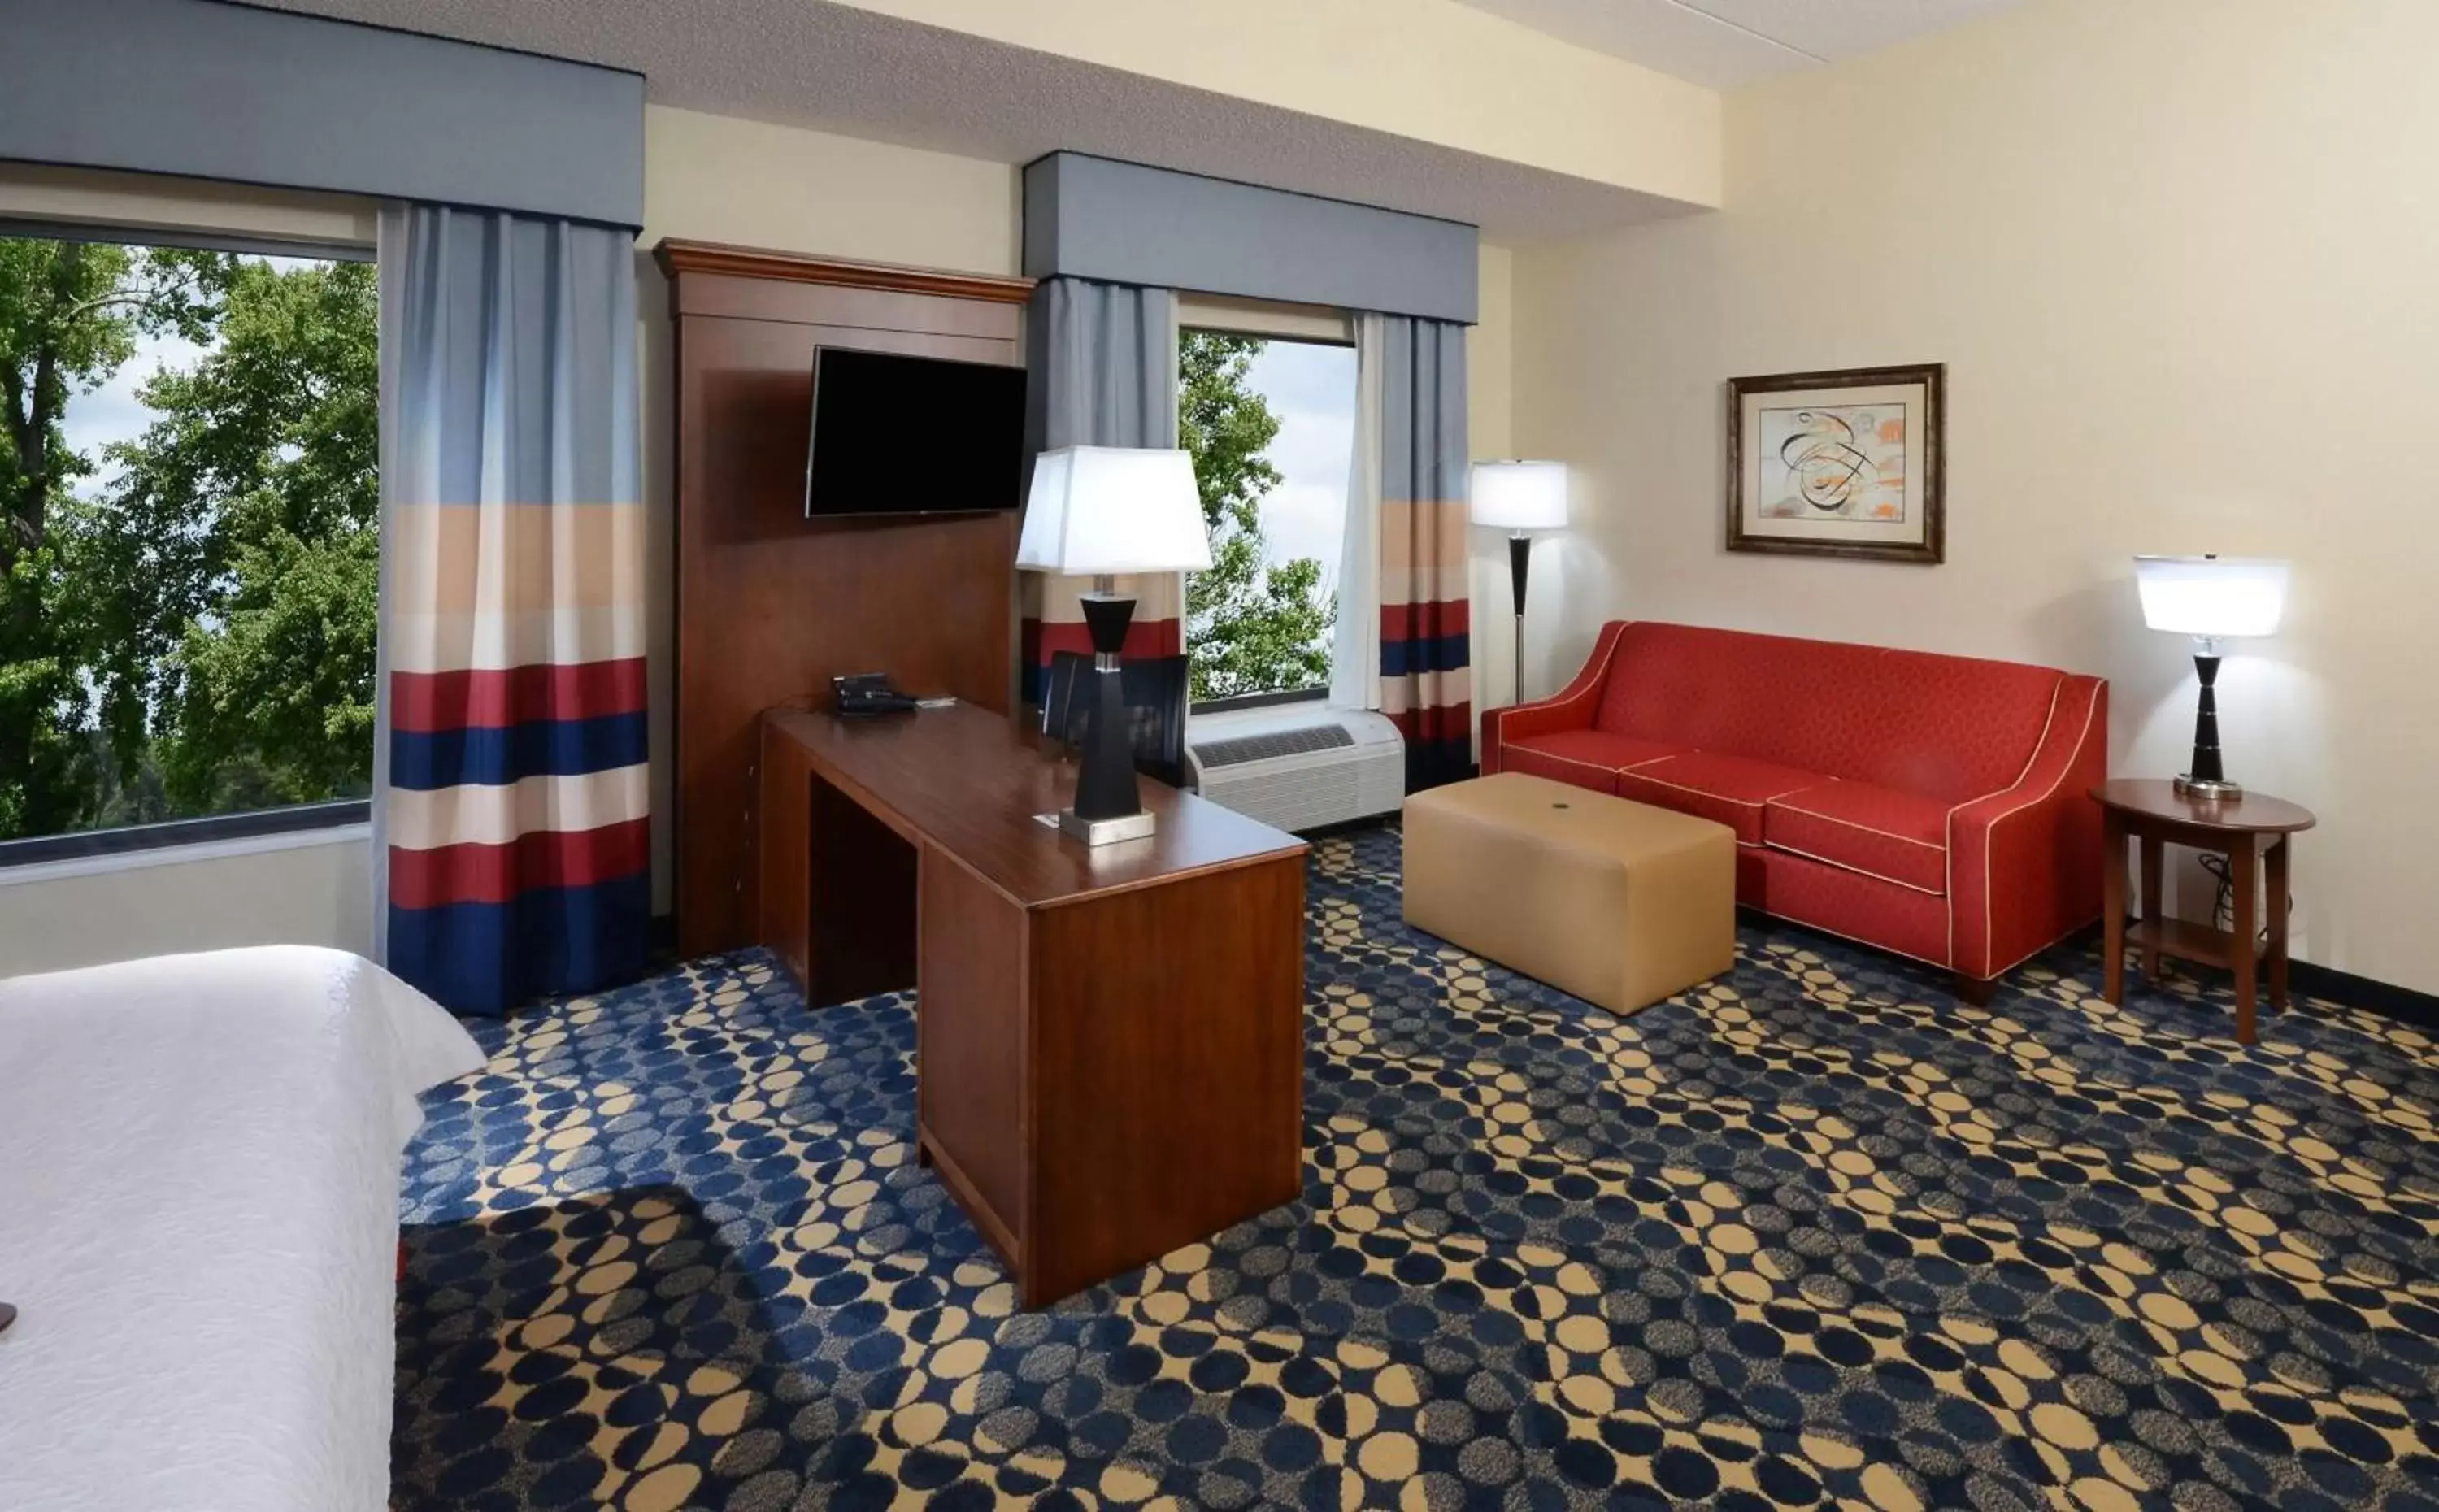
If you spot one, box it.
[2138,835,2164,983]
[2101,809,2128,1006]
[2267,836,2291,1013]
[2228,839,2259,1044]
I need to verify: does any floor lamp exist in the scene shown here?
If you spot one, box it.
[1471,461,1570,705]
[1017,445,1213,845]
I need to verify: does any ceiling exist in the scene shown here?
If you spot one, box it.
[249,0,1700,243]
[1454,0,2026,89]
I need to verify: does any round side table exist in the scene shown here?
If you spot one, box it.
[2092,779,2315,1043]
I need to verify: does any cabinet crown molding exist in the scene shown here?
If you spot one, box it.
[651,238,1034,305]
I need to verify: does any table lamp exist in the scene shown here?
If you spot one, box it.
[1018,445,1212,845]
[2133,554,2289,802]
[1471,460,1569,705]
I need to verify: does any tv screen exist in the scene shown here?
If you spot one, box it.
[804,347,1028,518]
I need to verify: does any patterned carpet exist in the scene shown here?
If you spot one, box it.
[394,822,2439,1511]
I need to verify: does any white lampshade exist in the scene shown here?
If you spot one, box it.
[2133,555,2290,639]
[1470,459,1569,531]
[1016,445,1212,576]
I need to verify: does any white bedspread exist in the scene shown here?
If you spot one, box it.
[0,946,485,1512]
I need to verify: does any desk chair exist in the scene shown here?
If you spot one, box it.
[1043,650,1190,790]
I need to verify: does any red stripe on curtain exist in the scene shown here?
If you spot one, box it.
[1378,598,1471,640]
[1028,616,1183,663]
[389,816,653,910]
[1389,703,1475,745]
[391,658,647,733]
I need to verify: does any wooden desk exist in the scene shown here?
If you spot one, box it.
[2094,779,2316,1043]
[759,702,1308,1304]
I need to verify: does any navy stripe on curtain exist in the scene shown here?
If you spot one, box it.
[375,203,649,1015]
[388,712,650,790]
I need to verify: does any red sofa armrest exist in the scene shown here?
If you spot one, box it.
[1481,621,1630,775]
[1948,676,2108,980]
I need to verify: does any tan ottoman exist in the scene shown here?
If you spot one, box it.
[1402,772,1736,1014]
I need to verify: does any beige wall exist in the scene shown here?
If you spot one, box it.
[635,107,1024,912]
[639,106,1022,275]
[1509,0,2439,988]
[1467,245,1525,735]
[0,832,371,978]
[829,0,1720,209]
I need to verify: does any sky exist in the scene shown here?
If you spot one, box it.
[58,253,321,498]
[59,325,207,497]
[1238,338,1358,598]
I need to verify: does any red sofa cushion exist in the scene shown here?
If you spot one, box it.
[1615,751,1825,845]
[1501,730,1681,793]
[1592,623,2064,802]
[1764,780,1950,894]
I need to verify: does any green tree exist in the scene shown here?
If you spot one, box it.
[0,238,375,842]
[0,240,221,839]
[1178,331,1336,702]
[82,255,379,813]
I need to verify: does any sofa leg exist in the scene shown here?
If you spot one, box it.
[1954,972,1999,1006]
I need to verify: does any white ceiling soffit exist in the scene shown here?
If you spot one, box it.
[245,0,1702,243]
[1452,0,2027,90]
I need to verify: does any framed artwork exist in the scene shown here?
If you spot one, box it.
[1727,363,1945,563]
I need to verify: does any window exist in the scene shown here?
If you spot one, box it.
[0,231,378,860]
[1178,321,1359,708]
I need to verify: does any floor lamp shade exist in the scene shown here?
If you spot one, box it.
[1470,460,1569,532]
[1471,461,1569,708]
[1019,445,1211,844]
[2133,554,2289,801]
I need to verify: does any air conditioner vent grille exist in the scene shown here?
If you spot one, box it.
[1193,723,1354,768]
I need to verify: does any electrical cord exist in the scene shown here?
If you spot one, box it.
[2197,851,2291,945]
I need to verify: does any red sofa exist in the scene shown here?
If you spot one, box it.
[1482,622,2106,996]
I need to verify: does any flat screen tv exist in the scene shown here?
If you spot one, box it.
[804,347,1028,518]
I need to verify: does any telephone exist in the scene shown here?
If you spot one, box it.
[833,671,919,718]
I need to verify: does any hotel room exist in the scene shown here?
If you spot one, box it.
[2,0,2434,1506]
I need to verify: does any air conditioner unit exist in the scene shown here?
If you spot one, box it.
[1186,703,1406,833]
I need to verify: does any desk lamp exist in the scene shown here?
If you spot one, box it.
[1471,460,1569,704]
[1018,445,1212,845]
[2133,554,2289,801]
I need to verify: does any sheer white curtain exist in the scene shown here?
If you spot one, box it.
[1329,315,1388,710]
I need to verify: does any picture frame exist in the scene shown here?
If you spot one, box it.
[1726,363,1945,563]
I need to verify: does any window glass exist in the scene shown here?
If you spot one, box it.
[1178,330,1357,704]
[0,236,376,845]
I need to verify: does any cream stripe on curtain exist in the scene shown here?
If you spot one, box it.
[1017,277,1183,706]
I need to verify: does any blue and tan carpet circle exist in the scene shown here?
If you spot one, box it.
[394,822,2439,1510]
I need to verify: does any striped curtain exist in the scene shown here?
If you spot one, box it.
[1017,278,1183,706]
[374,205,649,1015]
[1373,315,1472,791]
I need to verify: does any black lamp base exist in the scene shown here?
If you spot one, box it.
[1051,589,1153,846]
[1508,532,1533,706]
[2176,648,2241,803]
